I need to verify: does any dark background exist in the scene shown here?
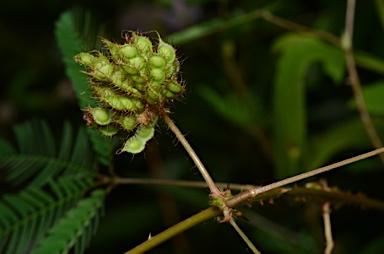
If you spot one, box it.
[1,0,384,253]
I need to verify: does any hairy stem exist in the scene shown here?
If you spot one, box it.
[162,114,222,197]
[229,218,260,253]
[342,0,384,163]
[124,206,221,254]
[225,147,384,208]
[97,175,384,211]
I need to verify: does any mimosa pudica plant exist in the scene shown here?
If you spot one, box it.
[75,31,184,154]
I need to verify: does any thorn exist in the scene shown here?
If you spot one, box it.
[148,232,152,240]
[235,210,249,221]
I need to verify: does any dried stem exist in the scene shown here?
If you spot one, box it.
[225,147,384,208]
[342,0,384,163]
[162,114,222,197]
[229,218,260,254]
[323,202,334,254]
[321,180,334,254]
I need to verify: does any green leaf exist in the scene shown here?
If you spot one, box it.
[305,118,384,170]
[31,189,105,254]
[0,176,95,254]
[355,51,384,75]
[272,34,345,178]
[0,120,96,189]
[199,86,262,127]
[349,81,384,115]
[54,10,113,166]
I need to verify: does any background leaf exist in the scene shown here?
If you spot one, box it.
[0,120,96,189]
[54,10,113,166]
[272,34,345,178]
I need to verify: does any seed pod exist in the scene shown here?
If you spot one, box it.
[106,96,143,111]
[131,75,146,84]
[128,56,146,71]
[145,96,157,105]
[99,124,119,137]
[162,89,176,99]
[75,52,109,69]
[120,44,138,60]
[74,52,96,67]
[133,34,152,53]
[92,63,114,80]
[90,107,112,125]
[94,87,144,111]
[146,86,162,101]
[167,82,183,94]
[157,39,176,63]
[136,124,155,141]
[109,69,142,97]
[118,115,137,131]
[102,39,121,62]
[121,135,146,154]
[149,55,166,69]
[133,82,145,91]
[150,68,166,82]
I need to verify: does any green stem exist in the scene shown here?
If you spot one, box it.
[124,206,221,254]
[229,218,260,254]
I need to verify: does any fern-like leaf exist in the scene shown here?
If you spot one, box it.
[54,10,113,166]
[0,120,96,189]
[30,189,105,254]
[0,176,96,254]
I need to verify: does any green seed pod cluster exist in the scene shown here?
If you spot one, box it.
[75,32,184,154]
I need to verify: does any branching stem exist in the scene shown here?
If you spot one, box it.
[226,147,384,208]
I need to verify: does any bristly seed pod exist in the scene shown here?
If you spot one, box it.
[75,31,184,154]
[118,115,137,131]
[90,107,112,125]
[99,124,119,136]
[120,135,146,154]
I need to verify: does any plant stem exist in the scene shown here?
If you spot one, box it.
[342,0,384,163]
[225,147,384,208]
[99,175,252,190]
[97,175,384,211]
[229,218,260,254]
[124,206,221,254]
[162,114,222,197]
[323,202,333,254]
[260,10,340,46]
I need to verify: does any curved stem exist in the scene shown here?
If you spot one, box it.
[124,206,221,254]
[162,114,222,197]
[342,0,384,163]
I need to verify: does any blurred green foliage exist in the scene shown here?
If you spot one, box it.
[1,0,384,253]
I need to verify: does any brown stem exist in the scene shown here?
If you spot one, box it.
[343,0,384,163]
[162,114,222,197]
[225,147,384,208]
[260,10,340,46]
